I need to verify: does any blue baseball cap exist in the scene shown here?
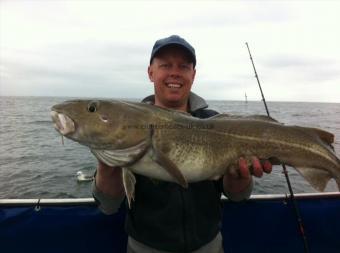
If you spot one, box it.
[150,35,196,67]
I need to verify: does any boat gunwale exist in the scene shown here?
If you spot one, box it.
[0,192,339,206]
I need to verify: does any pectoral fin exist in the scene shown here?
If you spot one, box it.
[297,167,332,191]
[91,138,150,167]
[122,168,136,209]
[152,148,188,188]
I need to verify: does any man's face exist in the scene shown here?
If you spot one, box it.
[148,46,196,111]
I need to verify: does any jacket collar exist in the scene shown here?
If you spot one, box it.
[141,92,208,112]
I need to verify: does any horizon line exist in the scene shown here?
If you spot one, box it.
[0,95,339,104]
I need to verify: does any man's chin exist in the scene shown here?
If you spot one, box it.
[155,91,189,109]
[163,97,188,109]
[165,95,184,103]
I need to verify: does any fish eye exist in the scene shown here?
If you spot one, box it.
[87,101,98,113]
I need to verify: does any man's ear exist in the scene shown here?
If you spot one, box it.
[192,68,196,82]
[148,65,154,82]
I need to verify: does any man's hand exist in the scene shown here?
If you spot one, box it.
[95,160,125,198]
[223,157,272,199]
[238,156,272,178]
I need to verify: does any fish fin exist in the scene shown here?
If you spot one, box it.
[298,127,335,151]
[211,114,279,123]
[122,168,136,209]
[91,149,121,166]
[91,139,150,167]
[308,128,334,145]
[210,113,231,119]
[152,148,188,188]
[297,167,332,191]
[242,115,279,123]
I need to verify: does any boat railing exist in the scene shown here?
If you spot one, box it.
[1,192,339,206]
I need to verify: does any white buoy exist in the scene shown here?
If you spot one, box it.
[76,171,94,182]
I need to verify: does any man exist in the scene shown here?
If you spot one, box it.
[93,35,272,253]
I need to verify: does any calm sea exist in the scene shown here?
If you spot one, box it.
[0,96,339,199]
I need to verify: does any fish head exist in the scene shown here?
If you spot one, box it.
[51,100,149,149]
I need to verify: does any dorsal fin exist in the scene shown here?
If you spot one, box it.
[209,113,231,119]
[211,114,279,123]
[307,127,334,145]
[243,115,279,123]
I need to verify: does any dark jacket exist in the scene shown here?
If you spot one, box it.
[126,92,222,252]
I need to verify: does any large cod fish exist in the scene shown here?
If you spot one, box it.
[51,100,340,206]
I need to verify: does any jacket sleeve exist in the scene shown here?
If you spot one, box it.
[92,175,125,215]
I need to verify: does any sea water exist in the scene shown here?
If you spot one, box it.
[0,96,339,198]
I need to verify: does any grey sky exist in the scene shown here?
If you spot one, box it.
[1,0,339,102]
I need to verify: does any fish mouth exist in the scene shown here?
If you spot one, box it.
[51,111,75,135]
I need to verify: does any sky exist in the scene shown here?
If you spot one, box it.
[0,0,339,102]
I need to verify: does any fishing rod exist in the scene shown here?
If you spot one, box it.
[245,42,310,253]
[245,43,270,117]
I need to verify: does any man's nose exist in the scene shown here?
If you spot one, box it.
[169,66,181,77]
